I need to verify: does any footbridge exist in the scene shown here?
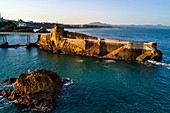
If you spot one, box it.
[0,32,49,48]
[0,32,49,43]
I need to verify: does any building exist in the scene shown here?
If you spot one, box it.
[18,22,27,27]
[18,19,27,27]
[0,11,4,22]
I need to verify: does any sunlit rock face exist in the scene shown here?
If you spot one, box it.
[37,25,162,62]
[2,69,62,112]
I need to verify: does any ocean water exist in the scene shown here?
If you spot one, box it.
[0,28,170,113]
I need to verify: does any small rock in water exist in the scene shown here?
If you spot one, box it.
[3,78,17,84]
[1,90,13,98]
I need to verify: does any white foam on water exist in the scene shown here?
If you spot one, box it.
[0,84,12,90]
[104,60,116,63]
[147,60,170,68]
[3,84,12,89]
[63,80,74,87]
[103,65,110,68]
[0,106,5,110]
[76,60,84,63]
[3,84,12,88]
[95,60,99,63]
[4,102,10,105]
[0,97,5,102]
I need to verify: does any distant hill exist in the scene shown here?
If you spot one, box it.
[137,24,170,29]
[87,22,170,29]
[1,18,170,30]
[112,24,170,29]
[88,22,113,27]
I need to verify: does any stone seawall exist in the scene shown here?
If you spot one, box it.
[37,25,162,62]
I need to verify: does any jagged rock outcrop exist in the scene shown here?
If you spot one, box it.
[1,69,63,112]
[37,24,162,62]
[36,27,49,33]
[2,78,17,84]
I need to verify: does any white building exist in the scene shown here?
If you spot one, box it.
[0,11,3,22]
[18,22,27,27]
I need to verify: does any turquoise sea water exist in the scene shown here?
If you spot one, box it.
[0,28,170,113]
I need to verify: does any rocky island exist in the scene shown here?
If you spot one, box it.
[37,24,162,62]
[0,69,69,112]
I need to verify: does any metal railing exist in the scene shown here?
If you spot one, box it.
[0,32,49,35]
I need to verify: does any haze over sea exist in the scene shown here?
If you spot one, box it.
[0,28,170,113]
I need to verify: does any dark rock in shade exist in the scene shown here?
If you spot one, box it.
[1,69,63,112]
[36,27,49,33]
[0,42,21,48]
[152,50,162,62]
[8,44,21,48]
[0,42,9,48]
[3,78,17,84]
[1,90,13,98]
[25,42,38,49]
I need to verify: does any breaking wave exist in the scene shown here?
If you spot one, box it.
[0,84,13,90]
[147,60,170,69]
[62,78,74,88]
[63,80,74,87]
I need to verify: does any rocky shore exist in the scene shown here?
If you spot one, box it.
[0,69,70,112]
[37,24,162,62]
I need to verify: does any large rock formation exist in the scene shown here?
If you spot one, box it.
[1,69,63,112]
[37,24,162,62]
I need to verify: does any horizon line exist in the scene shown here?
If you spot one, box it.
[1,17,170,27]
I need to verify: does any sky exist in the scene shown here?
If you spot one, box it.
[0,0,170,25]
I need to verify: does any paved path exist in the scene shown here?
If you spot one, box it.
[0,32,48,43]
